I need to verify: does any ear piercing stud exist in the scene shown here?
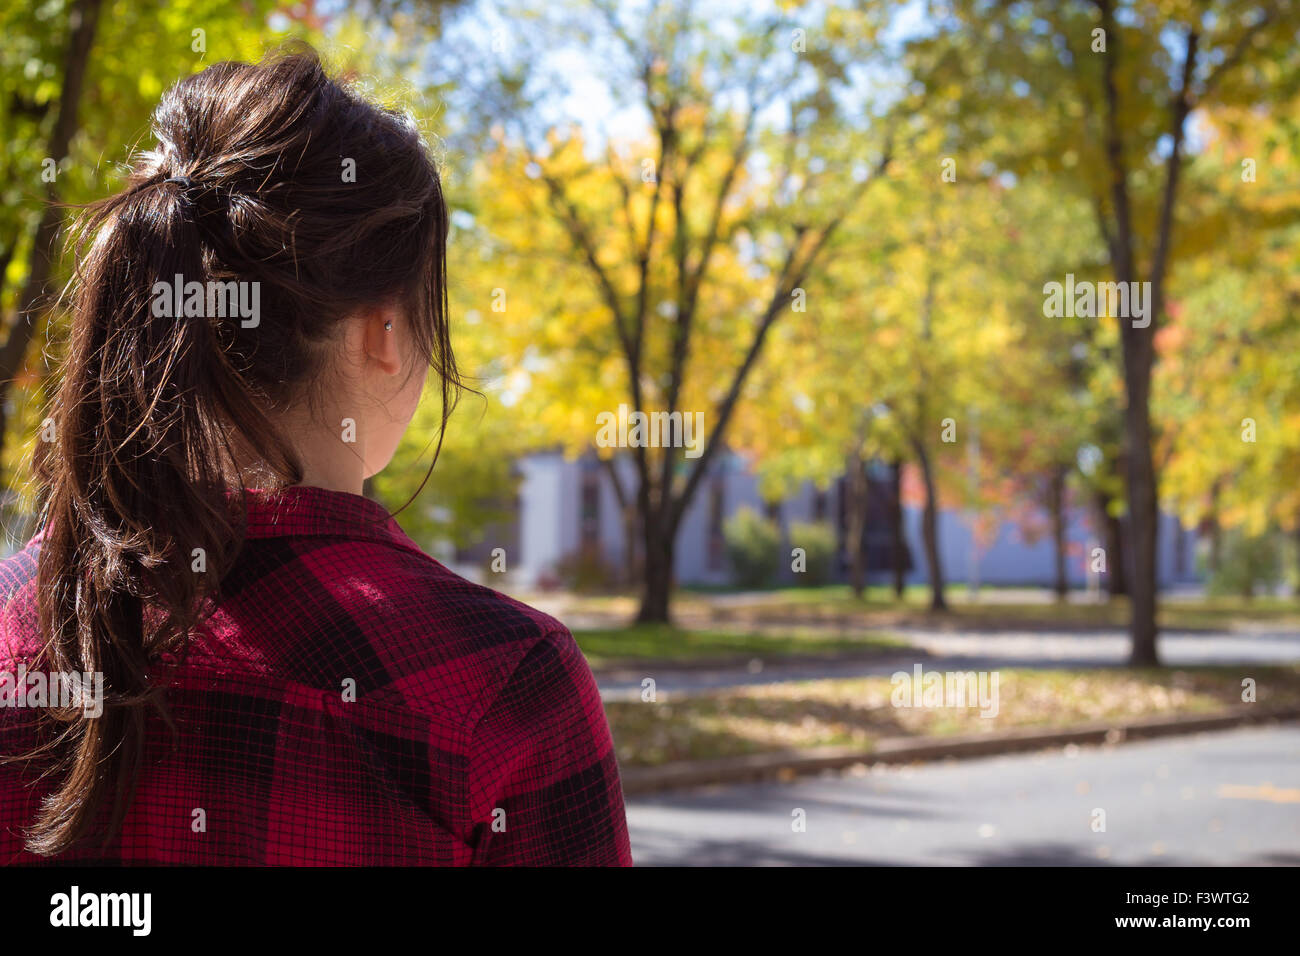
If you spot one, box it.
[384,320,393,331]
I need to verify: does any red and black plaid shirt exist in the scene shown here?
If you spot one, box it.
[0,486,632,866]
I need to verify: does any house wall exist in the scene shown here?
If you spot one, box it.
[517,452,572,582]
[506,450,1203,590]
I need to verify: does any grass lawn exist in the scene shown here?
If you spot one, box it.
[706,585,1300,630]
[553,586,1300,632]
[605,665,1300,768]
[571,622,904,670]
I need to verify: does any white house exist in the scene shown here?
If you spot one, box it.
[449,449,1203,592]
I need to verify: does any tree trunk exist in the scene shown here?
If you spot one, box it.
[1093,485,1129,598]
[1096,0,1190,667]
[1206,479,1222,575]
[0,243,16,305]
[636,508,674,623]
[1293,525,1300,599]
[1106,509,1128,597]
[1049,466,1068,602]
[1123,388,1160,666]
[844,452,868,599]
[889,458,906,599]
[0,0,103,464]
[913,442,947,612]
[599,455,641,588]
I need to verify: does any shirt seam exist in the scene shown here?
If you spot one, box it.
[461,624,567,828]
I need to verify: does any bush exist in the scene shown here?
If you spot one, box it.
[555,548,622,593]
[723,507,782,589]
[788,521,837,586]
[1205,530,1283,599]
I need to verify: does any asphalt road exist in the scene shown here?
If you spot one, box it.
[597,628,1300,699]
[625,723,1300,865]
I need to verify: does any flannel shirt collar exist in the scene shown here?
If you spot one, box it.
[236,485,411,547]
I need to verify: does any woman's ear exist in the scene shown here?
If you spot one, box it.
[361,302,403,376]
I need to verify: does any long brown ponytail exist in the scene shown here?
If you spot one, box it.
[24,46,460,855]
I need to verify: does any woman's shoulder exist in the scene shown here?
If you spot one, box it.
[207,532,581,725]
[0,536,42,663]
[360,545,582,711]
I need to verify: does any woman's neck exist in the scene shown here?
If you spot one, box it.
[227,406,368,496]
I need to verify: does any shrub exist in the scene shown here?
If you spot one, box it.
[556,548,622,593]
[788,521,837,586]
[723,506,782,589]
[1205,530,1283,599]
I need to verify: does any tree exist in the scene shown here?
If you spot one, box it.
[905,0,1300,663]
[448,0,895,621]
[1157,96,1300,567]
[0,0,335,501]
[0,2,478,524]
[736,125,1023,612]
[0,0,103,474]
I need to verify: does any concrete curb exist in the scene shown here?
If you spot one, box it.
[620,706,1300,796]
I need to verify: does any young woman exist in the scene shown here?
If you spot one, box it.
[0,49,632,866]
